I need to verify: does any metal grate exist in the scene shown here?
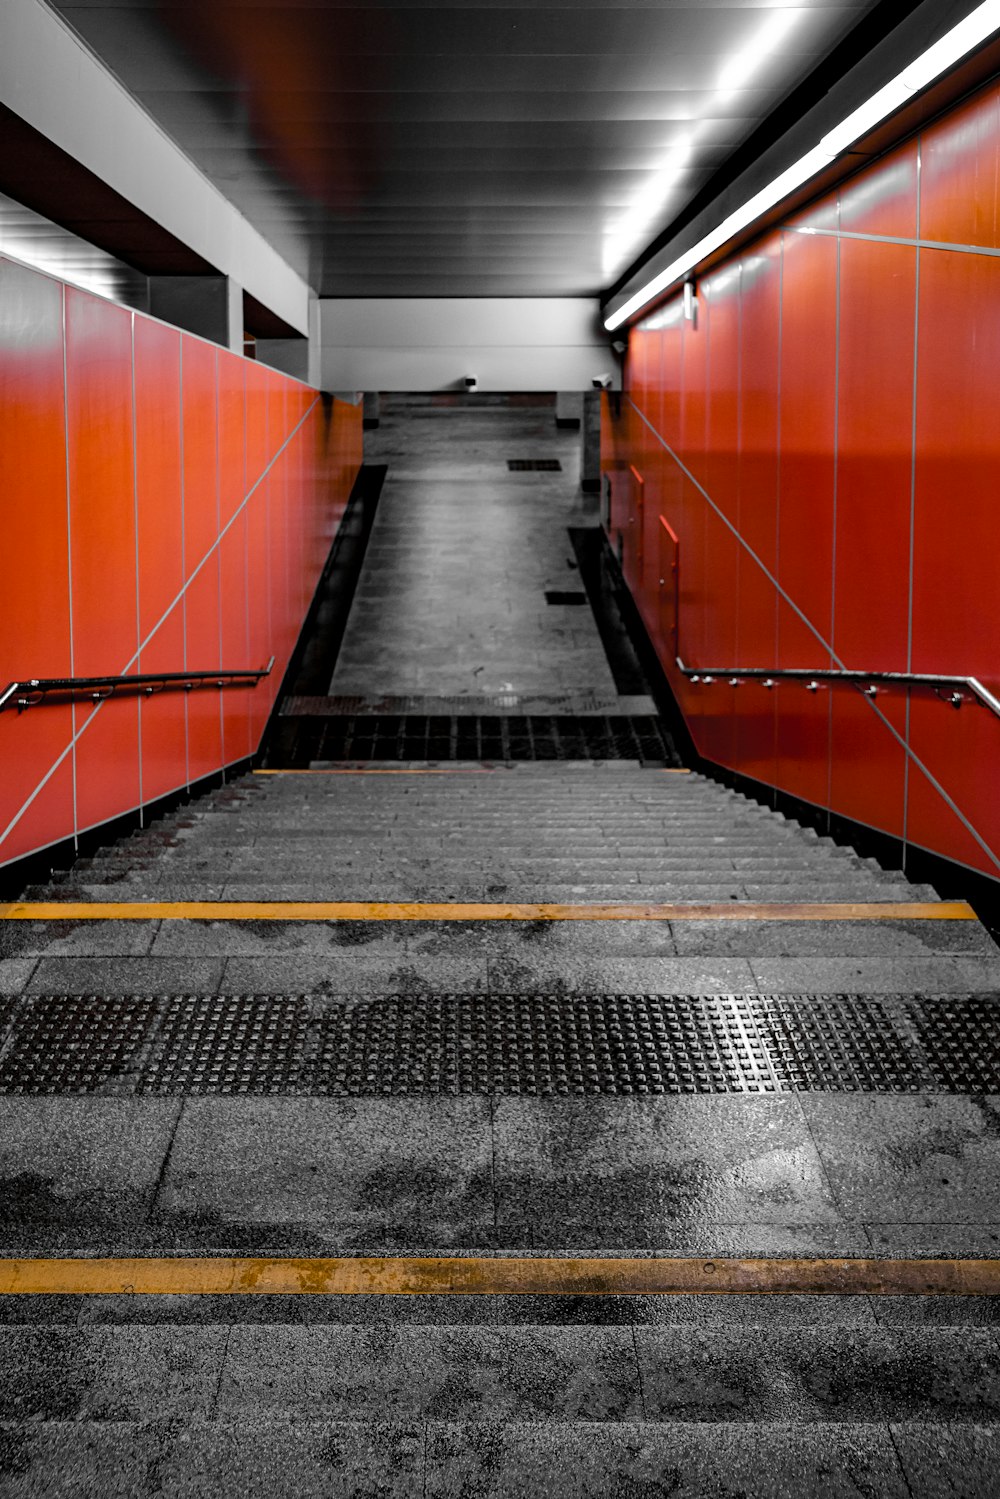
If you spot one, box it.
[1,992,999,1096]
[271,713,678,766]
[507,459,562,471]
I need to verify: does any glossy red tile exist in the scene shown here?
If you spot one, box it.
[835,239,916,669]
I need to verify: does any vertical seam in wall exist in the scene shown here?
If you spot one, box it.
[904,136,923,870]
[773,236,784,796]
[130,313,144,826]
[242,366,251,756]
[828,220,842,818]
[179,337,189,790]
[61,283,78,850]
[736,263,743,676]
[703,283,711,672]
[265,379,273,649]
[215,348,225,764]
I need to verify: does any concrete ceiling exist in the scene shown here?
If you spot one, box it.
[43,1,891,297]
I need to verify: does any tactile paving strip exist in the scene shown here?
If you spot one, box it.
[0,995,156,1095]
[1,992,998,1095]
[138,995,311,1095]
[753,996,925,1092]
[904,997,1000,1092]
[312,994,783,1095]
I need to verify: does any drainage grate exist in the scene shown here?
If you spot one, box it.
[271,714,678,766]
[544,591,588,606]
[507,459,562,471]
[1,992,998,1095]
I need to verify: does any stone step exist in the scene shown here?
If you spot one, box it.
[0,1322,997,1430]
[73,854,901,880]
[26,877,937,906]
[0,1415,969,1496]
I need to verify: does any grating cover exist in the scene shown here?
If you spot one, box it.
[2,991,999,1096]
[271,713,677,766]
[507,459,562,471]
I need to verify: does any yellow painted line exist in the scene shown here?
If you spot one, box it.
[253,767,693,776]
[0,900,977,923]
[253,768,501,776]
[1,1256,999,1295]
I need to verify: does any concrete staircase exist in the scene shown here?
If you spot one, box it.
[2,764,1000,1495]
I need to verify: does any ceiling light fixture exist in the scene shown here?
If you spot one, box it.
[604,0,1000,331]
[715,8,803,99]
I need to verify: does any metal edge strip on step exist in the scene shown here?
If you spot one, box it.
[0,901,978,922]
[1,1255,999,1295]
[252,767,694,775]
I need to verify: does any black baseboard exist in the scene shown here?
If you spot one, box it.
[593,526,1000,942]
[263,463,386,766]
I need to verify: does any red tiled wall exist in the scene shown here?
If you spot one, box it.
[0,259,362,868]
[603,81,1000,883]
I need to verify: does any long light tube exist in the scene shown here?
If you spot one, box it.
[604,0,1000,330]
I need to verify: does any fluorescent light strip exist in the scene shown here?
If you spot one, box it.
[605,0,1000,330]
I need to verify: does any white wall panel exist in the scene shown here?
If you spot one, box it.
[2,0,311,336]
[320,298,615,391]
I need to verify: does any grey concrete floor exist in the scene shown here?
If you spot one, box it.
[332,396,617,698]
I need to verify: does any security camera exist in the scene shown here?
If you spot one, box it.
[592,374,612,390]
[465,375,477,389]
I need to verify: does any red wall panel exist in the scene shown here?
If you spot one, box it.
[735,234,781,674]
[0,262,75,863]
[603,75,1000,883]
[139,600,189,806]
[184,558,224,783]
[0,257,362,871]
[829,690,908,842]
[65,289,140,835]
[218,352,246,531]
[219,512,252,766]
[776,229,838,662]
[133,316,187,804]
[920,82,1000,250]
[839,141,918,240]
[835,239,915,670]
[911,247,1000,683]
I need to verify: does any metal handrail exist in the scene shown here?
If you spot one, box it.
[630,505,1000,722]
[676,660,1000,720]
[0,658,275,714]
